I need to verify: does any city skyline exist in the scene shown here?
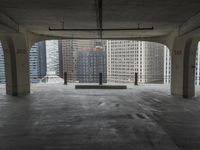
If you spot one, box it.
[2,40,200,85]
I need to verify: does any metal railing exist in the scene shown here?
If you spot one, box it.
[34,74,200,86]
[61,72,170,85]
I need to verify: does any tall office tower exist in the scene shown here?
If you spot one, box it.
[46,40,59,75]
[107,40,164,83]
[60,40,107,83]
[38,41,47,78]
[60,40,78,81]
[78,45,107,83]
[142,42,164,83]
[0,43,5,84]
[196,43,200,85]
[77,40,107,83]
[58,40,63,78]
[107,40,143,83]
[29,41,47,83]
[164,46,171,84]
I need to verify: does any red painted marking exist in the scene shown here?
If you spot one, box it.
[174,50,182,55]
[17,49,26,54]
[4,49,9,53]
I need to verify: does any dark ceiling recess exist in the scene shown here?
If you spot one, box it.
[48,0,154,35]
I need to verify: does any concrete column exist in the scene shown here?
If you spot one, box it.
[171,38,198,98]
[1,34,30,96]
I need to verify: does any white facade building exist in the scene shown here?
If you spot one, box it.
[46,40,59,75]
[107,40,142,83]
[195,43,200,86]
[107,40,164,84]
[164,46,171,84]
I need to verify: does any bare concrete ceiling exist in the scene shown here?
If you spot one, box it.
[0,0,200,39]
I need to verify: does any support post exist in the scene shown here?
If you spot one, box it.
[64,72,67,85]
[1,34,31,96]
[135,72,138,85]
[99,72,102,85]
[171,38,198,98]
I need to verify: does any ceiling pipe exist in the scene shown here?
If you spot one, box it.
[48,27,154,31]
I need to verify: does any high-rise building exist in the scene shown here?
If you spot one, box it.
[46,40,59,75]
[59,40,78,81]
[78,47,107,83]
[38,41,47,78]
[107,40,164,83]
[164,46,171,84]
[107,40,140,83]
[196,43,200,85]
[0,43,5,84]
[29,41,47,83]
[60,40,107,83]
[142,42,164,83]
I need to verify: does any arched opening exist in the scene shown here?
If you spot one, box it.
[28,39,170,85]
[1,39,171,95]
[57,39,170,89]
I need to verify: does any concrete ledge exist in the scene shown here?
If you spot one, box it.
[75,85,127,89]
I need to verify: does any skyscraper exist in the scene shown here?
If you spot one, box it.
[107,40,164,83]
[38,41,47,78]
[164,46,171,84]
[78,46,107,83]
[196,43,200,85]
[59,40,78,81]
[60,40,107,83]
[142,42,164,83]
[29,41,47,83]
[0,43,5,84]
[46,40,59,75]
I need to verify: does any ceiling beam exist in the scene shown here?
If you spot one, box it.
[179,12,200,36]
[0,11,19,32]
[95,0,103,38]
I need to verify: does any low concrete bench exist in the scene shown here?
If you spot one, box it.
[75,85,127,89]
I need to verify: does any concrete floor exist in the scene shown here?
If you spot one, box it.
[0,84,200,150]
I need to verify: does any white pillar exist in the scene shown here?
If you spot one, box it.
[171,38,198,98]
